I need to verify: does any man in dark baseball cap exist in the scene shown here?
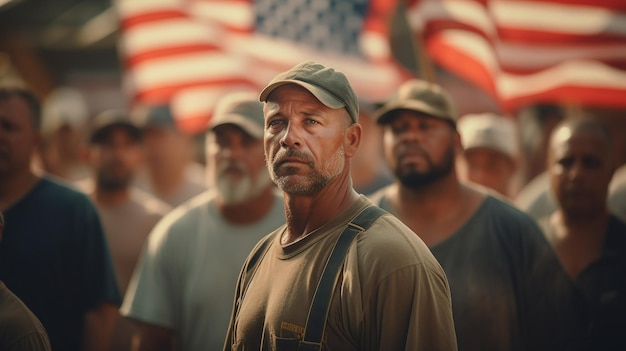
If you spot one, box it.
[372,79,457,126]
[369,78,573,351]
[89,109,142,144]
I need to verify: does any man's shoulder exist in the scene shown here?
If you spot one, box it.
[481,194,539,225]
[34,176,94,207]
[350,212,447,287]
[157,191,214,226]
[130,187,172,217]
[360,208,436,261]
[467,195,548,251]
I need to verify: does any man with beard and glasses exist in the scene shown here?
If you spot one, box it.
[368,79,577,351]
[223,62,456,351]
[121,92,285,351]
[77,110,171,351]
[538,118,626,350]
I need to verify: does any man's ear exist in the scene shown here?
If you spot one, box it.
[344,122,362,158]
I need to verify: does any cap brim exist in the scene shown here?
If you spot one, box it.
[373,100,454,124]
[90,122,142,143]
[210,114,264,139]
[259,80,345,110]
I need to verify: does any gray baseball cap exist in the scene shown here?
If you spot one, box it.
[259,61,359,123]
[209,92,265,139]
[373,79,457,125]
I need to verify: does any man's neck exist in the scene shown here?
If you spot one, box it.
[386,173,484,246]
[548,210,610,278]
[282,175,358,245]
[0,170,40,211]
[393,172,466,218]
[148,165,186,196]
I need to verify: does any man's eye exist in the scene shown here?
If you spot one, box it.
[391,123,407,134]
[268,120,284,127]
[418,121,434,130]
[306,119,319,125]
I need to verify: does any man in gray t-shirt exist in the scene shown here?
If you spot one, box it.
[368,79,577,351]
[121,92,285,351]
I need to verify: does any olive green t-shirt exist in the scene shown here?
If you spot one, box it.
[225,196,457,351]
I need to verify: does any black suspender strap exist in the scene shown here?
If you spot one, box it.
[298,205,386,351]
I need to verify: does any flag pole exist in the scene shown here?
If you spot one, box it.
[413,26,437,83]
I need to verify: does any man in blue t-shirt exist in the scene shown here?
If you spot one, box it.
[0,84,121,351]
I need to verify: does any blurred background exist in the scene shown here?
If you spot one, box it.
[0,0,122,114]
[1,0,624,192]
[0,0,500,124]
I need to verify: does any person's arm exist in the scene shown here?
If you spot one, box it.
[130,320,176,351]
[83,302,118,351]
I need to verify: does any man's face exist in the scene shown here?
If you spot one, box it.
[383,111,457,188]
[89,127,143,191]
[264,84,352,195]
[0,95,39,177]
[207,124,270,204]
[548,127,614,218]
[460,147,516,196]
[142,126,190,170]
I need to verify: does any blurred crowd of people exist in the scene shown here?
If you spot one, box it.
[0,57,624,351]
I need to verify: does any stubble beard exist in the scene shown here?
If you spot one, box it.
[395,143,455,189]
[268,146,345,195]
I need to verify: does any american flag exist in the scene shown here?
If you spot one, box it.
[116,0,413,134]
[407,0,626,113]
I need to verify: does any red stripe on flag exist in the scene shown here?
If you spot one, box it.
[411,0,626,112]
[498,28,626,45]
[505,86,626,111]
[125,44,222,68]
[121,11,186,29]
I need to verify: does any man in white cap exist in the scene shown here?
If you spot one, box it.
[121,92,285,351]
[34,86,90,181]
[456,112,520,198]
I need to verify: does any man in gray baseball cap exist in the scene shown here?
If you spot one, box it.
[224,62,457,351]
[209,91,265,138]
[373,79,457,125]
[122,91,284,351]
[259,61,360,123]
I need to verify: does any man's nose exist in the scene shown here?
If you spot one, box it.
[280,123,302,148]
